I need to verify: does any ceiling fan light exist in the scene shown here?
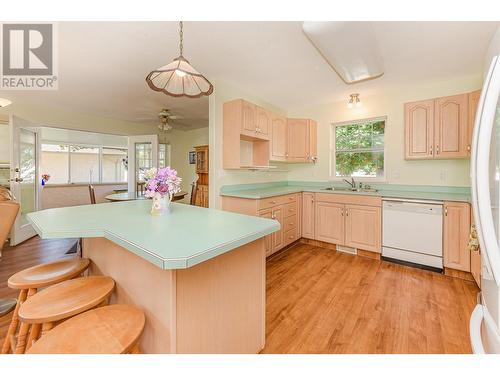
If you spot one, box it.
[0,98,12,108]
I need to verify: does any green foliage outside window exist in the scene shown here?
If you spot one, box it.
[335,119,385,177]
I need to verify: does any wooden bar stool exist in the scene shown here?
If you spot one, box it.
[15,275,115,354]
[26,304,145,354]
[2,258,90,354]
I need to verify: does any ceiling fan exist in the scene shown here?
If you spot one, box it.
[157,108,182,132]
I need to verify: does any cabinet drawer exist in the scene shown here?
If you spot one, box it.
[283,201,298,217]
[283,214,297,232]
[315,193,381,207]
[258,193,297,210]
[284,227,298,246]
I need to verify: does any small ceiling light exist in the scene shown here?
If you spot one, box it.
[347,93,361,109]
[0,98,12,108]
[146,22,213,98]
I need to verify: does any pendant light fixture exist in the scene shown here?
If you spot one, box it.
[146,22,213,98]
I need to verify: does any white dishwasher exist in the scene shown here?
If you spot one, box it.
[382,198,443,269]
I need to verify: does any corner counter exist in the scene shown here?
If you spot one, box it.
[28,201,279,354]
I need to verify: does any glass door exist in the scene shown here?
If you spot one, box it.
[9,116,40,245]
[127,135,158,197]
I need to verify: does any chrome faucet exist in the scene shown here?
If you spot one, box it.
[343,177,356,189]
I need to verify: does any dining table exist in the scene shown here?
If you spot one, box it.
[105,191,188,202]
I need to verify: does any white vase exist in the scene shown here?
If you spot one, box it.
[150,193,172,216]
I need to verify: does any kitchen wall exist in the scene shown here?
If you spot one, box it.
[208,80,288,208]
[286,74,483,187]
[160,126,209,202]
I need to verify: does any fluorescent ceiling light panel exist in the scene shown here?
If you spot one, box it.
[303,21,384,84]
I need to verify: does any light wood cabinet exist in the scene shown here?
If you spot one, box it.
[255,106,270,140]
[221,193,299,258]
[286,119,317,163]
[471,247,481,288]
[270,114,287,161]
[405,92,476,160]
[312,193,382,253]
[435,94,468,158]
[344,204,381,253]
[241,100,257,137]
[315,201,345,244]
[443,201,471,272]
[259,209,274,257]
[468,89,481,155]
[302,192,315,239]
[405,99,434,159]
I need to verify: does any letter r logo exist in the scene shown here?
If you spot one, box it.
[2,24,53,75]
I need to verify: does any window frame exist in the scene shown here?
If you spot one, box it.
[41,141,128,185]
[330,116,387,182]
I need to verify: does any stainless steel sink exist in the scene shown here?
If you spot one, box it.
[321,187,378,193]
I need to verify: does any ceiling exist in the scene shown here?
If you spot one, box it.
[0,21,498,130]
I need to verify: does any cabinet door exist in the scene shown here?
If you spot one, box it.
[314,201,344,245]
[302,192,315,239]
[270,115,287,161]
[241,100,257,136]
[287,119,310,162]
[344,204,381,253]
[255,106,270,140]
[259,209,274,257]
[467,90,481,155]
[272,206,284,253]
[443,202,471,271]
[471,248,481,288]
[435,94,468,158]
[404,99,434,159]
[308,120,317,162]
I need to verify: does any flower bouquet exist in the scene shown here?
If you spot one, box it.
[144,167,182,215]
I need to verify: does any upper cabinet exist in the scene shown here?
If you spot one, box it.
[223,98,317,169]
[467,90,481,155]
[270,114,287,162]
[286,119,317,163]
[405,90,479,160]
[434,94,468,158]
[405,99,435,159]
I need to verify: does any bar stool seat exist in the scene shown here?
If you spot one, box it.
[27,305,145,354]
[19,276,115,324]
[2,258,90,354]
[0,298,17,317]
[8,258,90,290]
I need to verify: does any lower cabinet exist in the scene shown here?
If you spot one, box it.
[222,193,299,258]
[302,192,315,239]
[313,193,382,253]
[443,201,471,272]
[344,204,381,253]
[314,202,344,244]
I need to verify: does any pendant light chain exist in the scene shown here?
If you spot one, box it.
[179,21,183,57]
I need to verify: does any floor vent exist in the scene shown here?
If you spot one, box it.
[336,245,357,255]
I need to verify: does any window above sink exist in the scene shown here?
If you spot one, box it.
[331,116,386,181]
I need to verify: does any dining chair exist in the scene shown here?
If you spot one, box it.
[190,182,198,206]
[0,187,20,257]
[88,185,96,205]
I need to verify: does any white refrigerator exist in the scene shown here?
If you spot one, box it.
[470,54,500,353]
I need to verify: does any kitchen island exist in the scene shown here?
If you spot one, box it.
[27,200,279,353]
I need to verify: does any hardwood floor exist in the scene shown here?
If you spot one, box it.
[263,243,479,354]
[0,236,77,341]
[0,238,478,354]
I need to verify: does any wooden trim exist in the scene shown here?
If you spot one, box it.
[299,238,337,251]
[357,249,381,260]
[314,192,382,207]
[444,267,475,282]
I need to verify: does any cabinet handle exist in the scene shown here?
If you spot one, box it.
[271,215,276,220]
[467,145,471,152]
[345,209,349,217]
[436,145,440,155]
[289,235,294,239]
[271,200,276,204]
[445,207,448,216]
[341,209,344,216]
[430,145,433,156]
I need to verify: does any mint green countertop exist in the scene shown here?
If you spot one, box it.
[220,182,471,203]
[27,201,279,270]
